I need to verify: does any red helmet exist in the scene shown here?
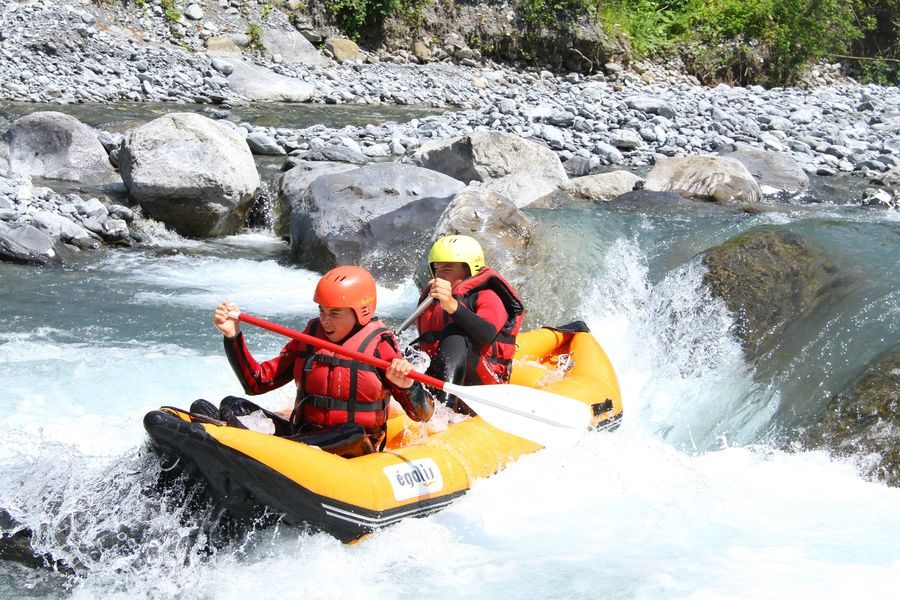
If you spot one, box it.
[313,266,377,325]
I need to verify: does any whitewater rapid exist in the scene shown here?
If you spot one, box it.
[2,221,899,599]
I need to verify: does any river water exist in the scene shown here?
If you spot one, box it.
[1,104,899,598]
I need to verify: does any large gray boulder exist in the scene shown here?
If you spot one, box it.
[716,143,810,197]
[276,160,359,238]
[290,162,465,283]
[645,155,763,204]
[261,29,330,66]
[799,346,900,487]
[226,59,317,102]
[119,113,260,237]
[409,131,568,207]
[701,227,847,360]
[0,112,118,186]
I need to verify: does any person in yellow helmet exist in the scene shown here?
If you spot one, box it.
[413,235,525,412]
[196,266,434,457]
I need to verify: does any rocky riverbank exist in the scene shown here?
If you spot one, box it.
[2,0,898,177]
[2,0,899,265]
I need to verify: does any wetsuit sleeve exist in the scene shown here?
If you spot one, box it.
[449,289,507,345]
[375,337,435,422]
[223,332,302,395]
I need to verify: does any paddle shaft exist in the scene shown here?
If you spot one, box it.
[233,311,594,444]
[396,297,433,334]
[236,312,448,392]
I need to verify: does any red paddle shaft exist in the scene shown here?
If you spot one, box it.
[236,312,448,392]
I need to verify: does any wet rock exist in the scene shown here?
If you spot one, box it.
[0,509,70,572]
[276,160,359,237]
[0,221,71,265]
[798,346,900,487]
[702,227,845,360]
[290,163,464,282]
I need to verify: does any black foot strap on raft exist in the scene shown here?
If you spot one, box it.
[285,422,374,458]
[218,396,374,458]
[190,399,221,420]
[542,320,591,334]
[218,396,295,436]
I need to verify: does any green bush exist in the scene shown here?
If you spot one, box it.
[246,20,264,50]
[696,0,864,84]
[324,0,429,40]
[597,0,892,86]
[516,0,602,29]
[160,0,181,23]
[599,0,695,56]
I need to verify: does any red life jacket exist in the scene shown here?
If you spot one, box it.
[416,267,524,383]
[293,319,395,432]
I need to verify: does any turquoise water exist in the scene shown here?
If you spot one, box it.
[0,100,443,133]
[1,196,899,597]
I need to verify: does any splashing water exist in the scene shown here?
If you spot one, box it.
[2,203,900,597]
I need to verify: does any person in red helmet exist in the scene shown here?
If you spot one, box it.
[414,235,524,413]
[202,266,434,457]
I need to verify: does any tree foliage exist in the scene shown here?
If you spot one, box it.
[324,0,428,40]
[317,0,897,85]
[598,0,897,85]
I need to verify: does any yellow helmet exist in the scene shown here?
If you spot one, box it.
[428,235,485,277]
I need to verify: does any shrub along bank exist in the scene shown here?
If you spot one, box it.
[316,0,898,86]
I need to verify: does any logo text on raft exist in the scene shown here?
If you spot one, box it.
[383,459,444,501]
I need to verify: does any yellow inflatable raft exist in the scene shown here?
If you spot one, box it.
[143,323,622,542]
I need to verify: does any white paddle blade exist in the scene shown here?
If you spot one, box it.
[443,382,593,447]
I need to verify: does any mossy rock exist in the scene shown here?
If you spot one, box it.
[799,346,900,487]
[701,226,841,360]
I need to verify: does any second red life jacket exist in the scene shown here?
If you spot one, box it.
[416,267,524,383]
